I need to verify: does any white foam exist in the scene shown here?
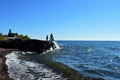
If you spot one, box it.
[53,41,61,49]
[5,52,66,80]
[50,47,54,51]
[88,48,92,53]
[43,41,62,53]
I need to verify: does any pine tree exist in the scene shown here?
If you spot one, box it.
[8,29,12,37]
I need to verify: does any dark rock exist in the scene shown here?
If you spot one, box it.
[0,39,52,53]
[0,57,14,80]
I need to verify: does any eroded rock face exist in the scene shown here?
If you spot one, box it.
[0,39,51,53]
[19,39,51,53]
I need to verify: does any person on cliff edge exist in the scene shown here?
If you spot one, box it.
[49,33,55,49]
[46,35,49,41]
[50,33,54,42]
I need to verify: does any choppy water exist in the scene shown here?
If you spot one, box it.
[6,41,120,80]
[44,41,120,80]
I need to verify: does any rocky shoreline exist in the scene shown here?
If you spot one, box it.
[0,39,52,53]
[6,52,67,80]
[0,48,15,80]
[0,39,56,80]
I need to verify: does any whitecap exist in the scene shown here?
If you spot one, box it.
[5,52,65,80]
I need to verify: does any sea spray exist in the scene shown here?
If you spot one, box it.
[46,41,62,53]
[53,41,61,49]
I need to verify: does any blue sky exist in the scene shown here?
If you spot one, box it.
[0,0,120,40]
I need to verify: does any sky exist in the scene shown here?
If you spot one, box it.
[0,0,120,40]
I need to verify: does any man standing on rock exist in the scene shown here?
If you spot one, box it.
[49,33,56,49]
[50,33,54,42]
[46,35,49,41]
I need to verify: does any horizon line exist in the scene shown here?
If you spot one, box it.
[31,38,120,41]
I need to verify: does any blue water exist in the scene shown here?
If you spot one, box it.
[43,41,120,80]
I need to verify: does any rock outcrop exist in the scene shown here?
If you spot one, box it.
[0,39,52,53]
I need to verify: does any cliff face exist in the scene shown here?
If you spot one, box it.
[0,39,52,53]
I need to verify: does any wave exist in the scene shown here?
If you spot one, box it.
[5,52,66,80]
[83,69,120,80]
[45,41,62,53]
[109,46,120,50]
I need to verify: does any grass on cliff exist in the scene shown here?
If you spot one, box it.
[39,55,104,80]
[0,35,5,41]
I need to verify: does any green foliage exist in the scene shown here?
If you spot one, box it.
[0,33,5,41]
[24,35,30,39]
[0,33,2,36]
[0,33,3,36]
[18,34,30,40]
[8,29,18,37]
[0,29,30,41]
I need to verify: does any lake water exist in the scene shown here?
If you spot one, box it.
[6,41,120,80]
[46,41,120,80]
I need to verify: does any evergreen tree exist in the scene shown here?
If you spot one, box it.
[0,33,2,36]
[8,29,13,37]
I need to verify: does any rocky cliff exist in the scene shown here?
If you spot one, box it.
[0,39,52,53]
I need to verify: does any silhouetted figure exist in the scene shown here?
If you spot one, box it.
[50,33,54,42]
[46,35,49,41]
[49,33,56,49]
